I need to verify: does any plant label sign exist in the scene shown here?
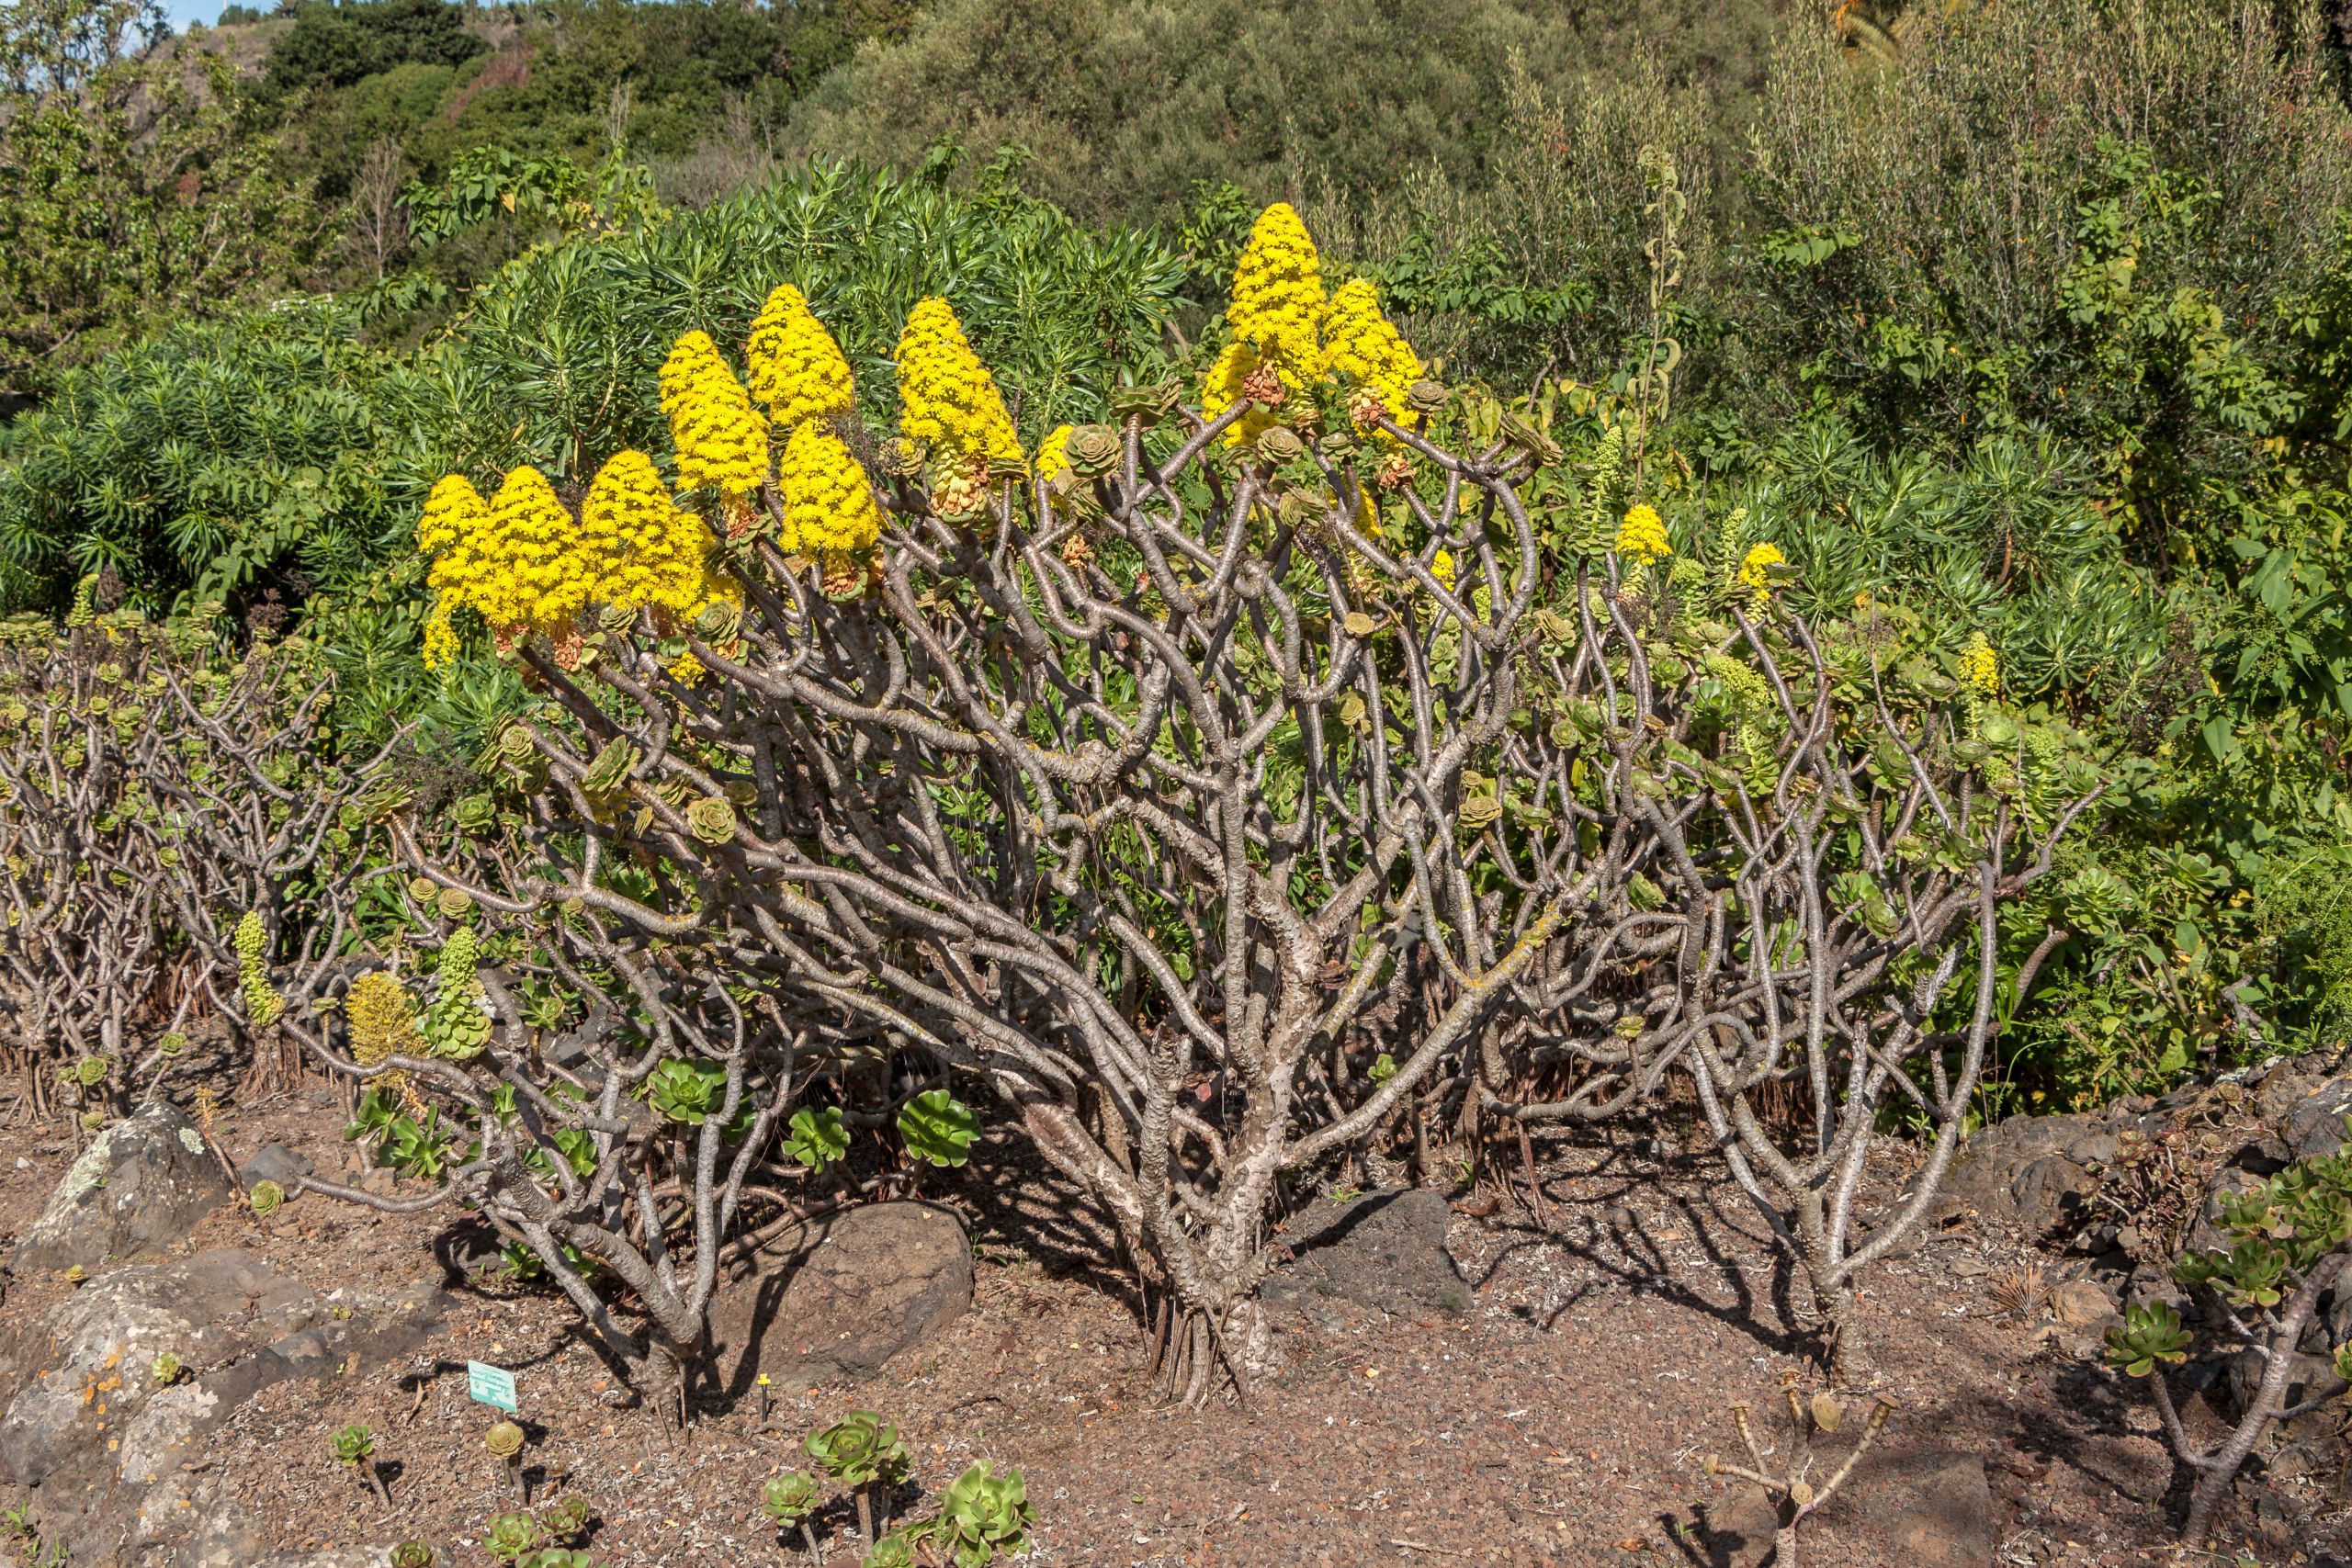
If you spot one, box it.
[467,1361,518,1413]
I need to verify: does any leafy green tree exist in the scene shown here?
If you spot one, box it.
[264,0,485,98]
[0,0,322,396]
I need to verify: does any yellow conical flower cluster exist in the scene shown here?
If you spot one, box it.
[424,466,580,651]
[746,285,854,432]
[417,455,739,668]
[1321,277,1424,432]
[1034,424,1075,489]
[894,298,1022,483]
[1200,205,1423,449]
[1614,504,1671,563]
[659,332,771,497]
[777,423,884,558]
[580,449,725,619]
[416,472,486,558]
[1227,203,1325,374]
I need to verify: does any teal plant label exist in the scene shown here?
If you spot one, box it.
[467,1360,518,1412]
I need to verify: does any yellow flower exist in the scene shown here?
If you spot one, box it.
[421,603,458,670]
[1614,504,1671,563]
[1431,549,1456,589]
[416,473,489,558]
[1961,631,1999,697]
[777,422,884,558]
[745,285,854,432]
[1035,424,1075,488]
[1736,542,1787,614]
[345,972,421,1069]
[1227,203,1325,375]
[1200,204,1329,446]
[658,331,771,497]
[893,297,1022,474]
[1319,277,1423,437]
[1199,340,1283,447]
[580,449,721,621]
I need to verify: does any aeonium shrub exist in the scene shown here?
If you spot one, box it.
[398,206,1567,1404]
[0,594,384,1114]
[2106,1125,2352,1545]
[279,875,806,1413]
[1486,524,2103,1374]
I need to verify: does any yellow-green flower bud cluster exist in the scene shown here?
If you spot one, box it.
[345,970,419,1090]
[659,332,772,498]
[233,911,282,1028]
[894,297,1022,487]
[746,285,854,432]
[777,423,884,558]
[420,928,490,1060]
[1961,631,1999,697]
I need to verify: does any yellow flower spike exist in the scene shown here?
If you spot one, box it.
[416,473,490,558]
[658,331,772,498]
[894,299,1021,478]
[421,603,458,671]
[582,449,720,620]
[1200,204,1330,446]
[1035,424,1075,489]
[1614,503,1671,564]
[1319,277,1423,437]
[1736,541,1789,615]
[778,422,884,558]
[1431,549,1457,590]
[1227,203,1326,375]
[1961,631,1999,697]
[745,285,854,432]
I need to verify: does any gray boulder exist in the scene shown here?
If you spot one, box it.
[235,1145,313,1191]
[11,1102,231,1274]
[2279,1077,2352,1161]
[708,1201,973,1395]
[0,1248,447,1568]
[1265,1189,1471,1316]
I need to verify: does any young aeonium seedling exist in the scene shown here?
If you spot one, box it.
[897,1091,978,1167]
[762,1471,825,1562]
[390,1543,435,1568]
[484,1511,546,1563]
[536,1494,592,1544]
[808,1413,909,1541]
[331,1422,390,1508]
[330,1424,374,1466]
[933,1460,1034,1563]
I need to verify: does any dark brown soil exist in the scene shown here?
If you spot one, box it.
[0,1078,2324,1568]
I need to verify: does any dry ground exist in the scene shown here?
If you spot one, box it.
[0,1079,2323,1568]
